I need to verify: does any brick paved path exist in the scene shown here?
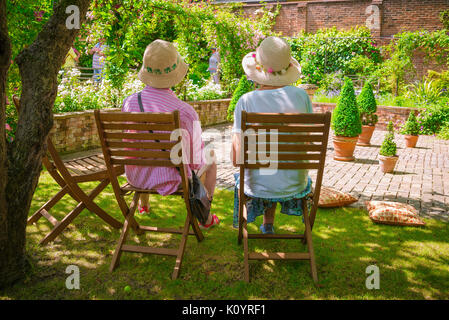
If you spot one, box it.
[204,124,449,221]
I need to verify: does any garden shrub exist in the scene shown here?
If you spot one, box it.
[379,121,397,157]
[184,80,227,101]
[287,26,382,86]
[427,70,449,93]
[417,102,449,135]
[227,75,254,121]
[357,82,378,126]
[406,79,443,104]
[331,78,362,137]
[401,112,420,136]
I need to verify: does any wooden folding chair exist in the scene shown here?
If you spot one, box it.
[12,96,123,245]
[94,110,204,280]
[237,111,331,283]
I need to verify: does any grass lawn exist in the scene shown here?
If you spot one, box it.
[1,171,448,300]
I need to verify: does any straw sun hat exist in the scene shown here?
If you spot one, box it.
[138,39,188,88]
[242,36,301,86]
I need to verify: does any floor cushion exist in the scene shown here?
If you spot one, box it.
[318,186,358,208]
[366,201,426,226]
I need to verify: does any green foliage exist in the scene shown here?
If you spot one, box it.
[357,82,378,126]
[417,102,449,135]
[6,0,54,95]
[87,0,278,94]
[406,79,443,104]
[441,9,449,29]
[287,27,382,85]
[227,75,254,121]
[401,112,420,136]
[184,80,228,101]
[370,29,449,96]
[380,121,397,157]
[331,78,362,137]
[427,70,449,93]
[317,71,344,93]
[437,123,449,140]
[369,48,414,96]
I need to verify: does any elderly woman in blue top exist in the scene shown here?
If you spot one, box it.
[231,36,313,235]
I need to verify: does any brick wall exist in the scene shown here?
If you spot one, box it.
[313,102,419,130]
[51,99,230,153]
[51,97,418,153]
[242,0,446,37]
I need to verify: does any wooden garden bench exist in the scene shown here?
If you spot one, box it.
[94,110,204,280]
[12,95,123,245]
[237,111,331,283]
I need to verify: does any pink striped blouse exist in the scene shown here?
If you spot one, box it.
[121,86,205,195]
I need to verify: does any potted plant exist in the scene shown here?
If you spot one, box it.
[331,77,362,161]
[400,112,420,148]
[357,82,378,146]
[379,121,398,173]
[227,75,254,121]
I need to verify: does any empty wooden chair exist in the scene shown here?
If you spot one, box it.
[13,95,123,245]
[94,110,204,280]
[237,111,331,283]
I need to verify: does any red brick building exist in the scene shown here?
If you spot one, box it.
[234,0,447,38]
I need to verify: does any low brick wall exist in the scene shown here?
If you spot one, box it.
[51,99,418,153]
[313,102,419,130]
[51,99,230,153]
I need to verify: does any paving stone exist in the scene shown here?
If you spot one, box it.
[92,124,446,222]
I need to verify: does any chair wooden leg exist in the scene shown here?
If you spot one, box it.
[73,179,122,229]
[40,201,86,245]
[303,204,318,284]
[28,186,69,225]
[242,205,250,282]
[172,213,191,280]
[189,215,204,243]
[110,193,140,272]
[238,195,244,245]
[39,179,122,245]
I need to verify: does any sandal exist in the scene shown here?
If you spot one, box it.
[260,223,275,235]
[138,205,150,215]
[199,214,220,230]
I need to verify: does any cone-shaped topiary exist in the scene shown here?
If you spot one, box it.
[380,121,397,157]
[357,82,378,126]
[400,112,420,136]
[227,75,254,121]
[331,78,362,137]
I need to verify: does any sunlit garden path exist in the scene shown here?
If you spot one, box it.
[62,123,449,221]
[204,124,449,221]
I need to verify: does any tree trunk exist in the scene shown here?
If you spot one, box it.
[0,0,92,288]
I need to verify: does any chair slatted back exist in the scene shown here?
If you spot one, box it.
[97,111,180,167]
[240,111,331,227]
[95,110,187,213]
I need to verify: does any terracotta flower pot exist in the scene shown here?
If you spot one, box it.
[379,155,398,173]
[404,135,419,148]
[357,125,375,146]
[333,136,358,161]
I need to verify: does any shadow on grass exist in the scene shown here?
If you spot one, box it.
[1,172,448,300]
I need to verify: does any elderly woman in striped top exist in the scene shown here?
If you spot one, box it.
[121,39,220,230]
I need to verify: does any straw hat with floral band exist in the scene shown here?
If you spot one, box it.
[138,39,188,89]
[242,36,302,87]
